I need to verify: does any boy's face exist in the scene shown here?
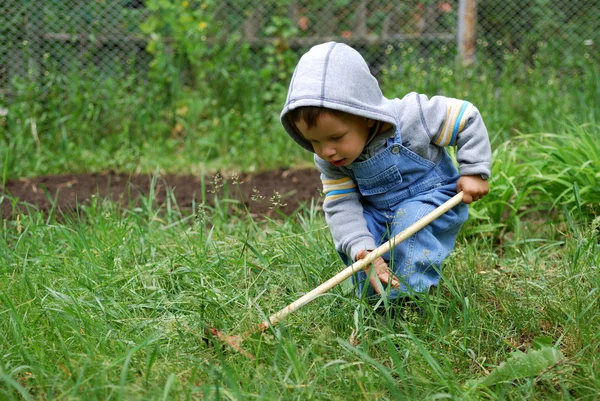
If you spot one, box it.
[295,112,373,167]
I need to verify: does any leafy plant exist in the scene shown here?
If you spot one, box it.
[518,124,600,216]
[466,344,565,389]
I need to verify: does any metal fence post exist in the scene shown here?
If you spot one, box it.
[457,0,477,66]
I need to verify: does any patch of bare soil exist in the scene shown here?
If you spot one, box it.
[1,168,322,220]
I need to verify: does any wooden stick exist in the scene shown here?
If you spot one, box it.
[254,191,465,332]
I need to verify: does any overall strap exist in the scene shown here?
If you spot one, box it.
[386,99,403,147]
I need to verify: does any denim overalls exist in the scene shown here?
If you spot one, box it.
[339,124,469,299]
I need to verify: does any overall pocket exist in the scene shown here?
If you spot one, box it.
[355,165,403,196]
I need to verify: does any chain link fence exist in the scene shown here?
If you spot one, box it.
[1,0,151,90]
[1,0,598,93]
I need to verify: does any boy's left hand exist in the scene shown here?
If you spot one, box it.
[457,175,489,204]
[355,250,400,294]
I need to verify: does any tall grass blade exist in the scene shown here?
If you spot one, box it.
[0,366,34,401]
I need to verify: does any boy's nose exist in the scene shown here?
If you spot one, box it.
[321,144,336,157]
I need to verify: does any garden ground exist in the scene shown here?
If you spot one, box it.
[1,168,321,219]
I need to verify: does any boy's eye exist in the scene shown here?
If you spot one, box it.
[331,134,345,141]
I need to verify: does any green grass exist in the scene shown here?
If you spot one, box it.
[1,145,599,399]
[1,46,599,400]
[1,56,598,179]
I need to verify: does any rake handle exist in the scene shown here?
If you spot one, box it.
[253,191,465,332]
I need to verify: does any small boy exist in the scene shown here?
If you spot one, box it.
[280,42,491,299]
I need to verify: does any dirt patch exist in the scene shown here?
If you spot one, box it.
[1,168,322,220]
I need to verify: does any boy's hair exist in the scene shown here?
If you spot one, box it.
[287,106,384,143]
[287,106,346,129]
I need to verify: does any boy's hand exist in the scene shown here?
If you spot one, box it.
[356,250,400,294]
[457,175,489,204]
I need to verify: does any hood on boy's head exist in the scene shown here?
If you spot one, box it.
[280,42,397,152]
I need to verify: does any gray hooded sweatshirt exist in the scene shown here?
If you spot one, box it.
[280,42,491,260]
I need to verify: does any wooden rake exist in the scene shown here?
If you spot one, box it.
[208,191,465,359]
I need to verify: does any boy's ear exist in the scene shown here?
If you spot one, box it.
[366,118,375,128]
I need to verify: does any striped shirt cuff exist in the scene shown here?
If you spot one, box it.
[322,177,357,202]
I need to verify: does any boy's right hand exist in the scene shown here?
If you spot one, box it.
[457,174,489,204]
[355,250,400,294]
